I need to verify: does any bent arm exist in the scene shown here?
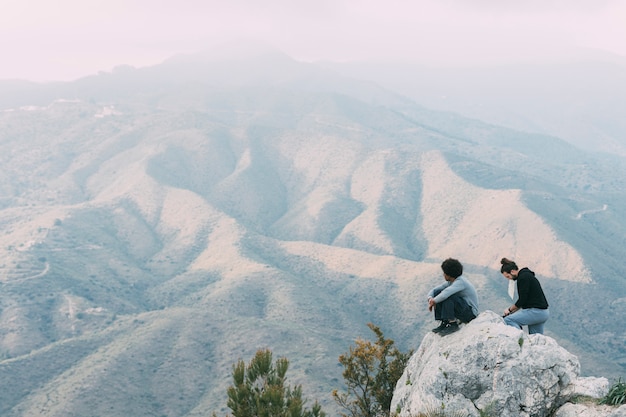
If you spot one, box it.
[433,280,464,304]
[428,282,449,300]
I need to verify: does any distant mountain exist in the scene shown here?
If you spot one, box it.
[1,49,625,417]
[320,49,626,155]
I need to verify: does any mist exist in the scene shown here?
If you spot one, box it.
[2,0,626,82]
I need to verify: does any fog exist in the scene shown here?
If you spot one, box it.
[2,0,626,82]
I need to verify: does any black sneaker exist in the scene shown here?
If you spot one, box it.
[437,321,459,336]
[432,321,448,333]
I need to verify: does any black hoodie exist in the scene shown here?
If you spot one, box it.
[514,267,549,309]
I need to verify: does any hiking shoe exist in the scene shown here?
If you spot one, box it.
[432,321,449,333]
[437,321,459,336]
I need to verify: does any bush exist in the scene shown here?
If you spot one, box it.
[333,323,412,417]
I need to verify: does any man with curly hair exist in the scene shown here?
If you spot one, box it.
[427,258,479,336]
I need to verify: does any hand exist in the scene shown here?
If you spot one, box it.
[428,298,436,312]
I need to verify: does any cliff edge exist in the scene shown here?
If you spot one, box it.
[391,311,624,417]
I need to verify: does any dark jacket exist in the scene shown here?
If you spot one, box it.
[514,267,549,309]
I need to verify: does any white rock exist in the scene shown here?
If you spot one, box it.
[391,311,580,417]
[554,403,626,417]
[562,376,610,399]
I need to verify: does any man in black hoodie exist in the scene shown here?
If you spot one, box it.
[500,257,550,334]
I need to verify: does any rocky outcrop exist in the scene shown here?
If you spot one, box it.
[554,403,626,417]
[391,311,614,417]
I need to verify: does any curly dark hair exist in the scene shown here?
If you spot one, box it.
[441,258,463,278]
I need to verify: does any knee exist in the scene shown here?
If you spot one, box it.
[504,316,522,329]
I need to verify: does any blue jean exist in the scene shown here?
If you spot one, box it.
[504,308,550,334]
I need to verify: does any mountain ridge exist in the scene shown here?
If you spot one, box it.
[1,50,624,416]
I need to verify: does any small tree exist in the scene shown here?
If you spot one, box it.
[224,348,325,417]
[333,323,413,417]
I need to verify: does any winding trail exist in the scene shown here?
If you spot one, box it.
[1,262,50,284]
[575,204,607,220]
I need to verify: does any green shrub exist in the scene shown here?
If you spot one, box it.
[222,349,325,417]
[333,323,412,417]
[600,378,626,406]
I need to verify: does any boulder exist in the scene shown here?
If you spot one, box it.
[553,403,626,417]
[562,376,610,399]
[391,311,580,417]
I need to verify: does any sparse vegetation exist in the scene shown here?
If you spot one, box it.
[1,49,626,417]
[333,323,412,417]
[600,378,626,406]
[414,407,469,417]
[477,401,497,417]
[569,395,598,405]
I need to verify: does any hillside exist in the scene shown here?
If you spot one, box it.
[0,51,625,417]
[321,52,626,156]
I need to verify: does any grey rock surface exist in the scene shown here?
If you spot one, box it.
[391,311,580,417]
[554,403,626,417]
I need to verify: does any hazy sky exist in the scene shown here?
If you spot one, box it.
[2,0,625,82]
